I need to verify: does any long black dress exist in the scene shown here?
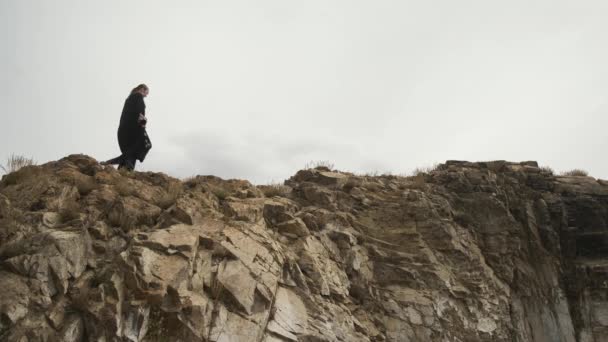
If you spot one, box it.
[103,93,152,170]
[118,92,152,163]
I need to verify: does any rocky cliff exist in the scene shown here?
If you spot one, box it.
[0,155,606,342]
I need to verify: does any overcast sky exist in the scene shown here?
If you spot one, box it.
[1,1,607,183]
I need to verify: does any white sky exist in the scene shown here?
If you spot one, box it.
[1,0,607,183]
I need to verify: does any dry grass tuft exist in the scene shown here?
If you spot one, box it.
[560,169,589,177]
[75,176,99,196]
[182,175,197,183]
[409,174,427,189]
[212,188,228,201]
[107,208,136,231]
[258,182,290,198]
[360,171,380,177]
[0,207,24,245]
[304,160,335,171]
[114,178,136,197]
[156,181,183,209]
[540,166,554,175]
[1,166,43,186]
[411,163,439,176]
[0,154,36,174]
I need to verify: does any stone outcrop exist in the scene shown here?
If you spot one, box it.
[0,155,606,341]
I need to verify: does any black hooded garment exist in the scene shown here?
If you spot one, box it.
[118,92,152,162]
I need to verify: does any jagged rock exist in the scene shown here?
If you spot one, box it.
[42,211,61,227]
[88,220,112,240]
[216,259,258,314]
[2,229,91,298]
[555,176,608,195]
[266,286,308,340]
[301,184,336,207]
[121,244,191,301]
[155,204,194,228]
[289,169,350,187]
[297,236,350,297]
[263,198,299,226]
[276,218,310,237]
[209,304,263,342]
[59,315,85,342]
[0,154,607,342]
[0,271,30,328]
[109,195,162,229]
[222,198,264,223]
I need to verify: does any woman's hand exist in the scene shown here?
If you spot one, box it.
[138,113,147,128]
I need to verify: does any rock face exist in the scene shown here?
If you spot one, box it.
[0,155,607,341]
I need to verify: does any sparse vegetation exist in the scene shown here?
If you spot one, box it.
[212,188,228,201]
[405,165,434,190]
[114,178,136,197]
[304,160,335,170]
[0,154,36,174]
[411,163,439,176]
[343,177,363,192]
[560,169,589,177]
[75,176,99,196]
[0,205,24,245]
[0,155,39,187]
[107,208,136,231]
[258,182,290,198]
[408,174,427,190]
[156,181,183,209]
[1,166,42,186]
[359,170,381,177]
[540,166,554,175]
[182,176,199,190]
[182,175,197,183]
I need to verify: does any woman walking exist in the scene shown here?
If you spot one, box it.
[102,84,152,170]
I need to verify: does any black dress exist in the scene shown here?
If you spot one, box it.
[103,93,152,170]
[118,92,152,163]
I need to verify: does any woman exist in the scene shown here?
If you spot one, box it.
[102,84,152,170]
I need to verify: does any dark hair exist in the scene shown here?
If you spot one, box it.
[130,84,149,95]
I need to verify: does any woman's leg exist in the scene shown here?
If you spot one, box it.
[101,155,124,165]
[118,153,137,171]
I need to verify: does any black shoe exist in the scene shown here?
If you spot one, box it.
[118,160,135,171]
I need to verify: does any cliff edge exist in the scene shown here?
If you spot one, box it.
[0,155,606,341]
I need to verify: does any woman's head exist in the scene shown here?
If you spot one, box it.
[131,84,149,97]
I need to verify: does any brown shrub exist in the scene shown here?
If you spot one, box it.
[107,208,136,232]
[156,182,183,209]
[304,160,335,171]
[258,182,290,198]
[407,174,427,190]
[560,169,589,177]
[539,166,554,175]
[411,163,439,176]
[0,154,36,174]
[1,166,42,186]
[114,178,136,197]
[212,189,228,201]
[75,176,99,196]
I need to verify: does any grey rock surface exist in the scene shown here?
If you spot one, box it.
[0,155,606,341]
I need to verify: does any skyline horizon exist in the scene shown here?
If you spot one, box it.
[0,153,600,185]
